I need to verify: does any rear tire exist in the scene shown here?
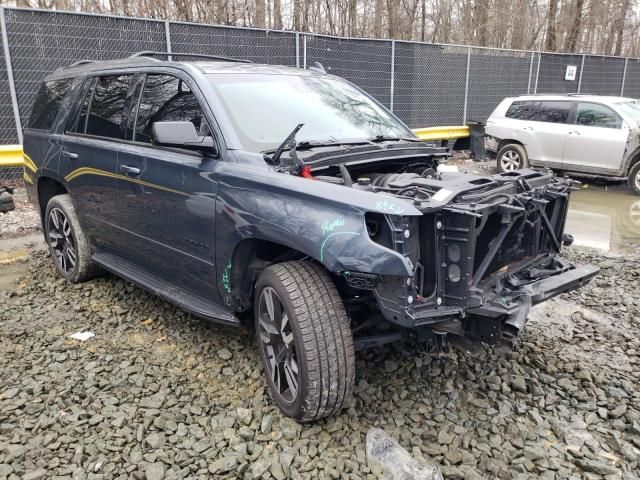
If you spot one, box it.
[44,194,101,283]
[628,162,640,196]
[254,261,355,423]
[497,143,529,173]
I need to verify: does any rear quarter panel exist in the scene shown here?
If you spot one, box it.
[22,130,66,211]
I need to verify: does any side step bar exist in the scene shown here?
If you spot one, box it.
[92,252,240,327]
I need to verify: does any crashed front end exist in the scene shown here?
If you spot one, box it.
[368,168,598,348]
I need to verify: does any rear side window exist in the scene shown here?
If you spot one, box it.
[133,74,209,144]
[28,79,71,130]
[506,100,571,124]
[576,103,622,129]
[72,74,134,139]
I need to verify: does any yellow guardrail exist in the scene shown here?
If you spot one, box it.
[412,125,470,141]
[0,144,23,168]
[0,129,469,168]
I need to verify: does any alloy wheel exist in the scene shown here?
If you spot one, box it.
[500,150,521,171]
[258,286,299,403]
[635,169,640,192]
[47,207,76,274]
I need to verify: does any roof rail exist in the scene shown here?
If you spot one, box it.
[129,51,252,64]
[566,92,618,97]
[69,59,96,67]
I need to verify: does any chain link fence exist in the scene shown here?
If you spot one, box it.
[1,6,640,183]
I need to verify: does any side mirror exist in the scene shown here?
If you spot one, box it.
[152,121,216,153]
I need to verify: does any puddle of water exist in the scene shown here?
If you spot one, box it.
[0,233,45,290]
[0,259,29,291]
[566,184,640,254]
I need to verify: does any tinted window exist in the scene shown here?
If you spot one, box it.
[84,75,134,139]
[28,79,71,130]
[576,103,622,129]
[506,100,571,124]
[68,78,95,134]
[134,74,209,144]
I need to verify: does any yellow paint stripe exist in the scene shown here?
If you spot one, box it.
[65,167,187,196]
[23,153,37,173]
[23,171,33,184]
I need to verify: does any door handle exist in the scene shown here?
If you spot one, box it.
[569,130,581,135]
[62,151,78,159]
[522,126,534,132]
[119,165,141,176]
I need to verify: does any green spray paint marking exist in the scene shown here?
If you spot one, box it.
[320,231,360,262]
[320,217,345,236]
[222,260,232,294]
[375,200,406,215]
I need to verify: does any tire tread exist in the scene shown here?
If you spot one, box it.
[258,261,355,422]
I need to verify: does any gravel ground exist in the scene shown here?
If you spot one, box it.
[0,188,40,239]
[1,245,639,479]
[1,181,640,479]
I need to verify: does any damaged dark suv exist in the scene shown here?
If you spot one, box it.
[24,52,598,422]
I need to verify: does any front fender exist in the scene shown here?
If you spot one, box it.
[214,162,418,294]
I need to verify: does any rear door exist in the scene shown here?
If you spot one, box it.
[562,102,628,173]
[60,74,136,248]
[505,100,573,166]
[115,72,220,299]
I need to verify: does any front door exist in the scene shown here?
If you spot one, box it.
[562,102,628,173]
[116,73,219,299]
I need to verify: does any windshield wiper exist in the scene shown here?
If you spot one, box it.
[370,134,422,143]
[270,123,304,165]
[296,139,372,150]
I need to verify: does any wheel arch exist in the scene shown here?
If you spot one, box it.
[623,148,640,175]
[497,138,525,151]
[222,237,315,311]
[37,175,68,230]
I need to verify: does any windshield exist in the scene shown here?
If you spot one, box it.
[207,73,413,152]
[615,101,640,120]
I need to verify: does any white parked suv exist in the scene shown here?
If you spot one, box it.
[485,94,640,195]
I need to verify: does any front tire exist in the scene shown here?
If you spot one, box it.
[254,261,355,423]
[628,162,640,196]
[497,143,529,173]
[44,194,101,283]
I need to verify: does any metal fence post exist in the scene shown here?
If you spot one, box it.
[164,20,172,61]
[389,40,395,112]
[462,46,471,124]
[303,35,307,69]
[295,32,300,68]
[527,52,535,94]
[0,7,22,144]
[621,57,628,96]
[577,54,585,93]
[534,52,541,93]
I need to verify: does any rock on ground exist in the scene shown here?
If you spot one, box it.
[0,188,40,239]
[0,244,639,479]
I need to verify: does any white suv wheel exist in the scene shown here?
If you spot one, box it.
[500,150,521,171]
[496,143,528,174]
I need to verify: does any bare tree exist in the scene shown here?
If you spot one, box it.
[273,0,282,29]
[566,0,585,52]
[5,0,640,56]
[544,0,558,51]
[614,0,630,55]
